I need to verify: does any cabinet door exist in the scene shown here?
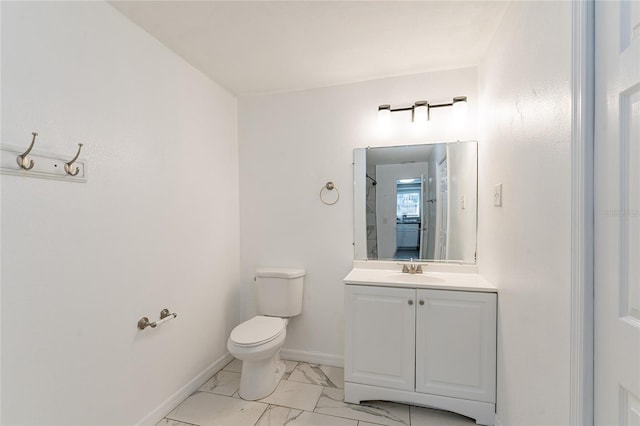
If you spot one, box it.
[345,285,415,391]
[415,289,497,403]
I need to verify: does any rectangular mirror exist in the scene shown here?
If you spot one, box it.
[354,141,477,263]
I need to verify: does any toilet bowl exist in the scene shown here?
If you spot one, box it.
[226,267,305,400]
[227,316,288,400]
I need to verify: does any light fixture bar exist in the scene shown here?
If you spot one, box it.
[428,102,453,109]
[429,96,468,110]
[377,96,467,123]
[389,106,414,112]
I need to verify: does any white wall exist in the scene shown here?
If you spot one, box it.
[238,68,477,363]
[1,2,239,424]
[478,2,572,425]
[447,142,478,262]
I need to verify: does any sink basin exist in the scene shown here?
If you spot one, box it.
[344,266,497,292]
[383,273,445,284]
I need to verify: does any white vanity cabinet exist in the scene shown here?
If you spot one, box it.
[344,282,497,426]
[414,289,496,403]
[345,285,416,391]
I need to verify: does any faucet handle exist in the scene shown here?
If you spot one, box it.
[415,265,423,274]
[401,264,410,273]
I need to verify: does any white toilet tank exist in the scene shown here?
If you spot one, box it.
[255,267,305,317]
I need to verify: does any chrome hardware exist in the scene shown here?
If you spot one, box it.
[137,317,153,330]
[398,262,424,274]
[64,143,83,176]
[408,300,414,305]
[138,308,178,330]
[159,309,174,319]
[320,181,340,205]
[17,132,38,170]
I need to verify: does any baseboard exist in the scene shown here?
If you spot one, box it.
[136,351,234,425]
[280,348,344,368]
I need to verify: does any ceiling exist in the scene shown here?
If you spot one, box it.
[110,1,508,96]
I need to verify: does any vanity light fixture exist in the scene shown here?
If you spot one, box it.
[452,96,468,118]
[413,101,429,122]
[377,104,391,125]
[377,96,467,123]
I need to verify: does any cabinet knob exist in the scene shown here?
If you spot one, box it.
[419,300,424,305]
[408,300,414,305]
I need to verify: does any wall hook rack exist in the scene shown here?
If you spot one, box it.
[64,143,83,176]
[16,132,38,170]
[1,132,88,182]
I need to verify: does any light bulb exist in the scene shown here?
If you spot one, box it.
[378,104,391,126]
[413,101,429,122]
[452,96,468,123]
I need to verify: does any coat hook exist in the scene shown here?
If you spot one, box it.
[64,143,83,176]
[17,132,38,170]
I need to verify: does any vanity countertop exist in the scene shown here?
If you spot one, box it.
[344,267,497,293]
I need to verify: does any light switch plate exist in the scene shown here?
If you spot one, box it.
[493,183,503,207]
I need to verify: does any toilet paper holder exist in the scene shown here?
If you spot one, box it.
[138,309,177,330]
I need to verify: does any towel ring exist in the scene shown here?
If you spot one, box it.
[320,181,339,205]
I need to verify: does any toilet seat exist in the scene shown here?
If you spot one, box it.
[229,316,286,347]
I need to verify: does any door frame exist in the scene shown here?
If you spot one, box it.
[570,0,595,425]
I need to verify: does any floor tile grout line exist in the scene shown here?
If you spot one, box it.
[251,402,344,426]
[312,386,410,426]
[252,401,395,426]
[311,389,370,426]
[309,408,391,426]
[163,414,200,426]
[251,403,272,426]
[285,375,341,389]
[197,388,236,397]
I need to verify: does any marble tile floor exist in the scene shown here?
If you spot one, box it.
[157,358,476,426]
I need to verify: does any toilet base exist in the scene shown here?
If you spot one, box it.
[238,352,286,400]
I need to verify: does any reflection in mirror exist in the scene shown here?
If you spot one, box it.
[354,141,477,263]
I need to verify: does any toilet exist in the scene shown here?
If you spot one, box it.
[227,267,305,400]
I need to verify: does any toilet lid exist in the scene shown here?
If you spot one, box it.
[230,316,286,347]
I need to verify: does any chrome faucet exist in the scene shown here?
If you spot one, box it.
[400,259,423,274]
